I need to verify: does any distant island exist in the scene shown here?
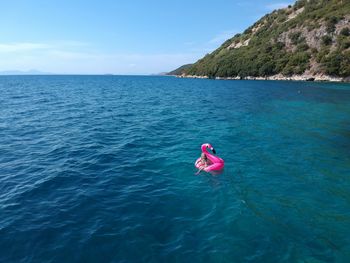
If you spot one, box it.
[168,0,350,82]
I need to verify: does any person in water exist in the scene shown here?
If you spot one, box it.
[196,153,210,174]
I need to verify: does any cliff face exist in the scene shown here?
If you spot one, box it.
[180,0,350,81]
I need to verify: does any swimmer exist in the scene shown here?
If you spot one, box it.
[195,153,210,175]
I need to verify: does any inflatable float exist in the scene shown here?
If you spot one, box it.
[195,143,224,172]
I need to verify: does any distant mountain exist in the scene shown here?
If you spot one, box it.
[173,0,350,81]
[151,72,168,76]
[0,70,53,75]
[166,64,193,75]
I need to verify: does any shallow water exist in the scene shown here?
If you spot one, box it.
[0,75,350,262]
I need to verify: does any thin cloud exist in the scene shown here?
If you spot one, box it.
[181,30,239,59]
[266,2,292,11]
[0,43,51,52]
[184,41,196,46]
[0,41,89,53]
[208,30,238,44]
[236,2,254,7]
[0,47,203,74]
[0,41,204,74]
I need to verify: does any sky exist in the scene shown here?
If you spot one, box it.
[0,0,294,75]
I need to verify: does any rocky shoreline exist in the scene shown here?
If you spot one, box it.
[177,74,350,83]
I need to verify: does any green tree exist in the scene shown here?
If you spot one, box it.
[324,51,342,75]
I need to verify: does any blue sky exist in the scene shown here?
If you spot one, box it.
[0,0,294,74]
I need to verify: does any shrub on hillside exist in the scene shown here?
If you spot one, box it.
[289,31,303,45]
[326,16,339,33]
[322,35,333,46]
[340,27,350,36]
[324,50,342,75]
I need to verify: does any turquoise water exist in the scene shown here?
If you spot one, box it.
[1,75,350,262]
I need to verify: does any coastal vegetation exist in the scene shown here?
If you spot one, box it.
[172,0,350,80]
[167,64,193,75]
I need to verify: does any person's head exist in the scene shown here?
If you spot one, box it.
[201,153,207,161]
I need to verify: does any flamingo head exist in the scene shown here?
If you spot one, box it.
[201,143,216,154]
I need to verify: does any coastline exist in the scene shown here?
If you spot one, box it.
[176,74,350,83]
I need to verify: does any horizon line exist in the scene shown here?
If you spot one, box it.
[0,73,171,76]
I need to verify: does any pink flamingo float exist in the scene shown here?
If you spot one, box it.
[195,143,224,173]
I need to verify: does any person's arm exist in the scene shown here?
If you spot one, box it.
[195,167,204,175]
[195,163,207,175]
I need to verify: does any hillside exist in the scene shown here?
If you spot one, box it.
[178,0,350,81]
[167,64,193,75]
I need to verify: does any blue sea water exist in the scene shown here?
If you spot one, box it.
[0,75,350,262]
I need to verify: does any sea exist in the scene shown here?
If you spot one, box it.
[1,75,350,262]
